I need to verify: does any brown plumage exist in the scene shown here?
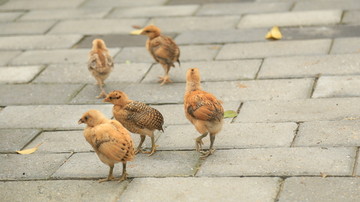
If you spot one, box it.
[78,109,135,182]
[140,25,180,85]
[184,68,224,158]
[103,90,164,156]
[88,39,114,98]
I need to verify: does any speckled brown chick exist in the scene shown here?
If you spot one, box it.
[184,68,224,158]
[103,90,164,156]
[78,109,135,182]
[88,39,114,98]
[140,25,180,85]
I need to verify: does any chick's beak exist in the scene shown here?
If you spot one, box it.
[103,97,110,103]
[130,29,143,35]
[78,118,84,124]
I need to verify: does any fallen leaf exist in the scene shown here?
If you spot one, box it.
[132,25,142,29]
[320,172,327,178]
[224,110,238,118]
[16,143,43,155]
[265,26,282,40]
[237,83,248,88]
[125,60,132,64]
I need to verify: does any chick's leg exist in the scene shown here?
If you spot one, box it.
[135,135,146,154]
[200,133,216,158]
[95,77,107,99]
[119,162,128,182]
[158,64,172,85]
[98,165,115,183]
[143,135,157,156]
[195,133,208,152]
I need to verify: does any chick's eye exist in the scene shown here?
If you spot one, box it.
[85,116,88,120]
[145,30,151,33]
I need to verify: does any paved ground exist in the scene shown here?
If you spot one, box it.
[1,0,360,201]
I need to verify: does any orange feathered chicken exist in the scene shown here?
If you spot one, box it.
[103,90,164,156]
[78,109,134,182]
[88,39,114,98]
[140,25,180,85]
[184,68,224,158]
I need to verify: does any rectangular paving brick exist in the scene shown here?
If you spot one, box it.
[295,120,360,147]
[330,37,360,54]
[258,54,360,79]
[109,5,199,18]
[121,177,280,202]
[0,84,83,105]
[24,131,92,153]
[0,180,128,202]
[0,105,113,129]
[279,177,360,202]
[0,153,71,180]
[0,21,56,35]
[236,98,360,123]
[34,63,151,84]
[313,76,360,98]
[0,34,82,50]
[216,39,331,60]
[196,2,291,15]
[0,11,23,22]
[0,129,40,152]
[343,11,360,24]
[0,66,43,83]
[168,0,252,4]
[20,8,111,20]
[75,34,157,48]
[238,10,342,28]
[52,151,200,179]
[0,51,21,66]
[293,0,360,11]
[151,16,240,33]
[10,48,120,65]
[0,0,85,10]
[49,19,148,35]
[81,0,167,7]
[197,147,356,177]
[157,122,297,150]
[142,60,262,83]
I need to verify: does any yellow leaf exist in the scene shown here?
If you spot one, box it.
[265,26,282,40]
[224,110,238,118]
[130,29,143,35]
[16,143,43,155]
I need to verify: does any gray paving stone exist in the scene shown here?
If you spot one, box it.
[202,79,313,102]
[0,21,56,35]
[10,48,120,65]
[238,10,342,28]
[0,35,83,50]
[142,60,262,83]
[20,8,111,21]
[313,76,360,98]
[236,98,360,123]
[0,84,83,105]
[343,11,360,24]
[258,54,360,79]
[0,153,71,180]
[151,16,240,32]
[295,120,360,147]
[109,5,199,18]
[0,129,40,152]
[0,0,85,10]
[120,177,280,202]
[293,0,360,11]
[198,147,356,177]
[331,37,360,54]
[0,66,43,83]
[0,180,128,202]
[0,11,23,22]
[157,122,297,150]
[49,19,147,35]
[279,177,360,202]
[168,0,253,4]
[0,105,113,129]
[175,28,267,45]
[24,131,92,153]
[0,51,21,66]
[53,151,200,179]
[197,2,291,15]
[34,63,150,84]
[217,39,330,60]
[82,0,167,7]
[115,45,220,63]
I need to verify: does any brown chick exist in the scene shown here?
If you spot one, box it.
[103,90,164,156]
[140,25,180,85]
[184,68,224,158]
[78,109,135,182]
[88,39,114,98]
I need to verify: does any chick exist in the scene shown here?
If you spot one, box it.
[140,25,180,85]
[184,68,224,158]
[103,90,164,156]
[88,39,114,98]
[78,109,135,182]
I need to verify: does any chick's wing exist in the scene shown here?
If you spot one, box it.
[150,36,179,65]
[125,102,164,131]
